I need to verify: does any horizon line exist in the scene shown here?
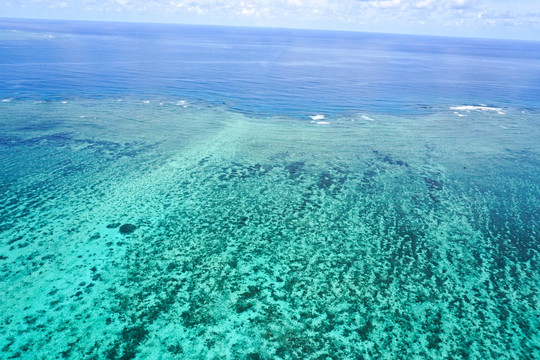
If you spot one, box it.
[1,16,538,43]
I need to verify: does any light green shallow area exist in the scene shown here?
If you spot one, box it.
[0,99,539,359]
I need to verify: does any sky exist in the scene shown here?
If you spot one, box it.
[1,0,539,40]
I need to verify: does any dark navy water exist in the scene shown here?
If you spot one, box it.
[0,18,539,360]
[1,18,540,115]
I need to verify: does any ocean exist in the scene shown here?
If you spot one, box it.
[0,18,539,359]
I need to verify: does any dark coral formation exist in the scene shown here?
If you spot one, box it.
[119,224,136,234]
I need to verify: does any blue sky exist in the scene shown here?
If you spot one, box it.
[2,0,539,40]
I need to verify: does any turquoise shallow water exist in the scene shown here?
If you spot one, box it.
[1,98,539,359]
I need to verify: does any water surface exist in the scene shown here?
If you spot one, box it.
[0,19,539,359]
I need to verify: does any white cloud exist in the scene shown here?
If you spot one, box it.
[369,0,401,9]
[1,0,539,39]
[414,0,435,9]
[288,0,303,6]
[448,0,473,9]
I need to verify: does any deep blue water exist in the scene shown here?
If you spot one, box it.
[0,19,539,360]
[1,18,540,115]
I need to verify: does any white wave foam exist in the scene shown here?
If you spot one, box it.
[310,114,325,121]
[450,105,505,115]
[1,98,12,103]
[361,114,374,121]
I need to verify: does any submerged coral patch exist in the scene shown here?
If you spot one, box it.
[119,224,136,234]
